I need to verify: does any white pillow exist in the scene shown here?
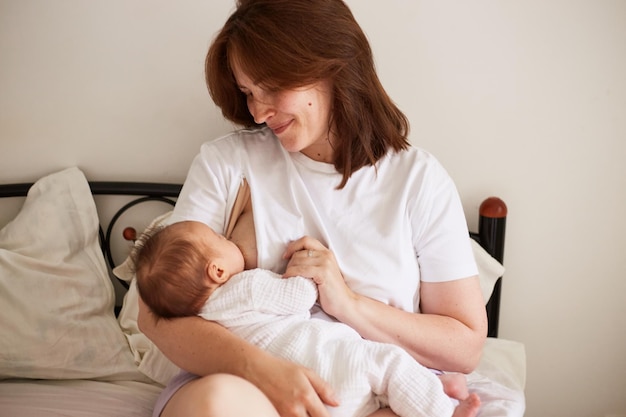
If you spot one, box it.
[115,211,180,386]
[470,238,505,304]
[0,167,144,381]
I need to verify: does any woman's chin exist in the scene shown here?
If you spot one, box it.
[277,137,303,153]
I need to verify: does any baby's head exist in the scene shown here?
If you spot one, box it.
[133,220,244,319]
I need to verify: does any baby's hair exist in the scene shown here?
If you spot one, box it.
[132,222,213,319]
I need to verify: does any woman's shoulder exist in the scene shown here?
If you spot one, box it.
[200,126,276,153]
[383,145,449,179]
[397,144,439,163]
[196,127,288,176]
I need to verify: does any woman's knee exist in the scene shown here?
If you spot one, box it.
[162,373,279,417]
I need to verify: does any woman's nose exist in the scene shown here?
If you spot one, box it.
[249,98,275,124]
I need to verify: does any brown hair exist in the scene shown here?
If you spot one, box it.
[206,0,410,188]
[133,224,211,319]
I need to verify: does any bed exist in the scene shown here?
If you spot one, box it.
[0,167,525,416]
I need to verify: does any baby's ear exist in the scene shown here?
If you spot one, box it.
[206,260,228,284]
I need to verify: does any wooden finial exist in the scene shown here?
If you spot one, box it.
[122,227,137,241]
[479,197,508,219]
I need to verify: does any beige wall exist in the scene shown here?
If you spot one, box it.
[1,1,625,415]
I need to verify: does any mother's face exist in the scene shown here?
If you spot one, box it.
[231,59,336,163]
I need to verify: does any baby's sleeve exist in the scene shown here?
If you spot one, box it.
[250,270,318,316]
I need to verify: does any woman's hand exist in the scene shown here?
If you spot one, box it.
[282,236,355,319]
[251,354,339,417]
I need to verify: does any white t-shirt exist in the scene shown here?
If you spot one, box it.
[171,126,477,316]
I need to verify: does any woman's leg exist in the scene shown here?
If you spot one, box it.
[161,373,280,417]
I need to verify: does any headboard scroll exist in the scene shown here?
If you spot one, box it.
[88,183,182,288]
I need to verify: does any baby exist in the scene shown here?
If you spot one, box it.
[133,220,481,417]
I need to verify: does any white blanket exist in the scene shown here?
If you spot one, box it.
[201,269,465,417]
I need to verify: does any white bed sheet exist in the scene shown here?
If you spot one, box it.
[0,337,525,417]
[0,379,161,417]
[469,337,527,417]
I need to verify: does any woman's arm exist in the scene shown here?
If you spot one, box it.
[137,296,338,417]
[341,277,487,373]
[283,237,487,374]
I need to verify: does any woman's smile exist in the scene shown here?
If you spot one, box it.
[268,119,293,135]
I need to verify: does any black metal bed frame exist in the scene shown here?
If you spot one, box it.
[470,197,507,338]
[1,182,506,337]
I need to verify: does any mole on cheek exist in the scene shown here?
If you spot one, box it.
[308,102,312,106]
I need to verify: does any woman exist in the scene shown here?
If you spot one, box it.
[138,1,488,416]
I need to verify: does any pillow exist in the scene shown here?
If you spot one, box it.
[115,211,180,386]
[0,167,145,381]
[470,238,505,304]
